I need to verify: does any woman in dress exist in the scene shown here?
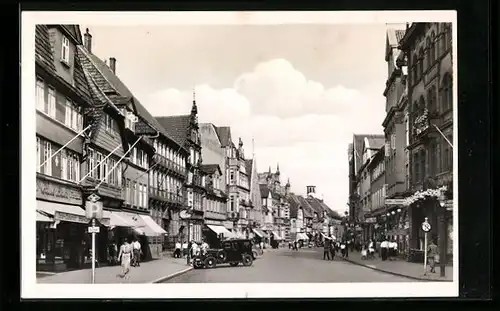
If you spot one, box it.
[117,238,133,280]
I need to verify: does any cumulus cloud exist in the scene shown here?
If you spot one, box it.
[142,58,384,213]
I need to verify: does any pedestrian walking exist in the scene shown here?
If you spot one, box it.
[116,238,133,280]
[340,241,346,258]
[427,239,439,273]
[132,238,141,267]
[329,239,336,260]
[201,240,209,256]
[323,239,331,260]
[380,237,389,261]
[368,239,375,259]
[174,240,182,258]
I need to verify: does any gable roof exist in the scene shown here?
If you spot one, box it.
[353,134,384,174]
[60,25,83,44]
[245,159,253,181]
[305,197,325,217]
[287,194,301,218]
[199,123,222,145]
[155,115,192,146]
[215,126,233,147]
[200,164,221,175]
[296,195,314,218]
[366,135,385,150]
[77,46,179,145]
[259,184,270,198]
[35,25,56,73]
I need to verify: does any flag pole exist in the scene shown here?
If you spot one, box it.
[95,136,142,190]
[78,142,123,184]
[432,124,453,148]
[38,125,91,169]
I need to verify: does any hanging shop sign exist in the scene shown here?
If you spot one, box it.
[364,217,377,224]
[54,211,88,224]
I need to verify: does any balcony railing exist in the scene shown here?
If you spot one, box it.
[149,187,184,205]
[153,154,186,176]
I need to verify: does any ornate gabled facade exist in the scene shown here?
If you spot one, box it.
[156,95,206,243]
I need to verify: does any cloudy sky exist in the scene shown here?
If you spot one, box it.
[84,23,392,214]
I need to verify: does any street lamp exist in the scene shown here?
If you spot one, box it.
[438,193,447,277]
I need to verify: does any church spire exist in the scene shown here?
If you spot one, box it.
[286,177,290,187]
[191,87,198,116]
[276,162,280,175]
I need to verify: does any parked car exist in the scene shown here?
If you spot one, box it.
[192,239,255,269]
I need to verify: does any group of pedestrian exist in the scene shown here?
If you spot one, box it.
[380,237,398,261]
[116,236,143,280]
[322,239,350,260]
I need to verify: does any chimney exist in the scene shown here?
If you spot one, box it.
[109,57,116,74]
[84,28,92,53]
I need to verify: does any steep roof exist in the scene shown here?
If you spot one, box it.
[155,115,192,146]
[200,164,221,175]
[305,197,324,217]
[287,193,301,218]
[245,159,253,181]
[353,134,384,174]
[366,135,385,150]
[35,25,56,73]
[319,201,342,220]
[215,126,232,147]
[35,25,92,105]
[296,195,314,218]
[77,45,179,146]
[259,184,269,198]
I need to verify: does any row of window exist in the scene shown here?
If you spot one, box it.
[87,148,122,186]
[412,74,453,122]
[204,198,225,214]
[153,140,185,169]
[370,185,387,211]
[149,170,183,195]
[410,24,452,84]
[412,135,453,184]
[227,168,249,188]
[124,178,148,208]
[372,158,385,181]
[129,147,149,169]
[188,190,203,211]
[36,137,81,183]
[36,78,84,133]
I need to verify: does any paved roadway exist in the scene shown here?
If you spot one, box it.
[163,247,412,283]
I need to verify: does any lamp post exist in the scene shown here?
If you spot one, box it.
[438,193,447,277]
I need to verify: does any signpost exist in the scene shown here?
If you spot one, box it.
[421,217,431,275]
[385,199,406,205]
[85,192,103,284]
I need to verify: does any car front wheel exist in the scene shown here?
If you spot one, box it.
[204,256,217,269]
[242,254,253,266]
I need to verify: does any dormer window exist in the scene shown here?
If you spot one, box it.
[61,35,70,65]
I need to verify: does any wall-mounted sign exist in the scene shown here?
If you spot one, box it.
[54,211,88,224]
[36,178,82,205]
[385,199,406,205]
[365,217,377,224]
[179,210,192,219]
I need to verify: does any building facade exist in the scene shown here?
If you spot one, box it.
[399,22,454,262]
[200,164,228,246]
[245,159,263,229]
[35,24,95,271]
[156,97,206,244]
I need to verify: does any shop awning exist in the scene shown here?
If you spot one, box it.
[207,225,235,239]
[252,228,268,238]
[296,233,309,240]
[37,200,88,224]
[139,215,167,236]
[108,211,162,237]
[36,210,53,222]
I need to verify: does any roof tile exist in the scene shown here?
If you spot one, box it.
[155,115,192,146]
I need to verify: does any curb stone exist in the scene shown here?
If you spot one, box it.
[343,258,451,282]
[150,267,193,283]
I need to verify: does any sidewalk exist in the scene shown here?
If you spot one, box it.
[37,256,192,284]
[343,251,453,282]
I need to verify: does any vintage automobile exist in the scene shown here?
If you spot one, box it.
[193,239,255,269]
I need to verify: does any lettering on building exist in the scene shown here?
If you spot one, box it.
[36,179,82,205]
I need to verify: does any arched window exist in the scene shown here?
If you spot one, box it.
[430,31,436,61]
[441,73,453,111]
[418,47,424,76]
[425,37,431,69]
